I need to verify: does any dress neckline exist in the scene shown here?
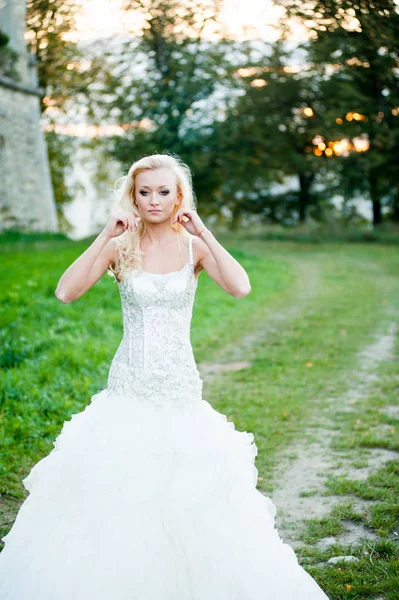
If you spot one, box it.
[140,263,191,277]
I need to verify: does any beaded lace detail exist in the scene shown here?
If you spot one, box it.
[107,236,203,408]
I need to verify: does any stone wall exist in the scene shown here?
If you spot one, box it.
[0,0,58,232]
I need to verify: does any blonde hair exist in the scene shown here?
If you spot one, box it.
[107,152,197,283]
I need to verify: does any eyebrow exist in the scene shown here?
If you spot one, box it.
[139,185,169,189]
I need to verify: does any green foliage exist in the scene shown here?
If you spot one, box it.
[276,0,399,225]
[215,41,341,224]
[11,0,399,239]
[25,0,105,113]
[23,0,111,233]
[102,0,244,213]
[112,0,227,146]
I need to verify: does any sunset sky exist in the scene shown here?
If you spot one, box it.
[72,0,289,42]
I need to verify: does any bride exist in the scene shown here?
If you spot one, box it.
[0,153,330,599]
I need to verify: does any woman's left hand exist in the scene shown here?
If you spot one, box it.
[172,209,206,236]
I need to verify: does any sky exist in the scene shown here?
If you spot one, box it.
[72,0,287,42]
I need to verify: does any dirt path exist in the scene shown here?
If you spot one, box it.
[269,321,398,550]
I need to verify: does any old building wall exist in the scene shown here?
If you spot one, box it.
[0,0,58,232]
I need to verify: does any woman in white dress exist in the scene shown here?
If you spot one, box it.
[0,153,330,599]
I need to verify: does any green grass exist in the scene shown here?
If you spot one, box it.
[297,539,399,599]
[1,230,398,597]
[204,243,399,479]
[0,235,293,498]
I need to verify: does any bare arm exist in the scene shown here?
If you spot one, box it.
[172,209,251,299]
[55,212,138,304]
[194,230,251,299]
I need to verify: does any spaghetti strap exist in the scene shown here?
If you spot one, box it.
[188,236,194,265]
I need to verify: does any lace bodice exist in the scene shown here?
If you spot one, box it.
[107,236,203,408]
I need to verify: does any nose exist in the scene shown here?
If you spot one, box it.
[149,193,160,206]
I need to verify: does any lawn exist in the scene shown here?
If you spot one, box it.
[0,230,398,598]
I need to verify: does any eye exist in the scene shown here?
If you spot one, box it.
[139,190,170,195]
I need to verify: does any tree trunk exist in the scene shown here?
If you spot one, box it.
[369,172,382,226]
[392,189,399,222]
[298,173,314,223]
[231,202,242,230]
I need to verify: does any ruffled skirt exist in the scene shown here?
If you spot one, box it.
[0,388,329,599]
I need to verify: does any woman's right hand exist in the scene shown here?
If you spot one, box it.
[103,212,141,238]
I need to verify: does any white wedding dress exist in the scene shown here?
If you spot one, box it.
[0,235,329,599]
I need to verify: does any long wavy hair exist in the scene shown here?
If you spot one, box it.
[107,153,197,283]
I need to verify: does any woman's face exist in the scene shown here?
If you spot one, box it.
[134,167,181,223]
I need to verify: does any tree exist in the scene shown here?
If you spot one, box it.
[275,0,399,226]
[24,0,110,227]
[103,0,243,212]
[214,42,341,224]
[26,0,79,113]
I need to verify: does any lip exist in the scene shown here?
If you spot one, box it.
[148,210,162,213]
